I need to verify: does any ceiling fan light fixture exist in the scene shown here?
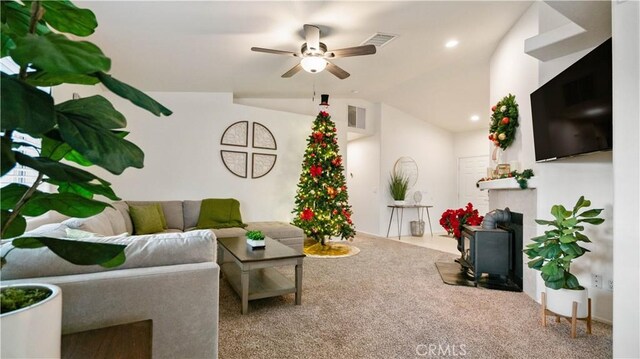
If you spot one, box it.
[300,56,327,73]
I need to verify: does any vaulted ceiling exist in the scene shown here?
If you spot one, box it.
[85,1,532,132]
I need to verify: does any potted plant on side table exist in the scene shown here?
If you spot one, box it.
[388,171,409,206]
[524,196,604,337]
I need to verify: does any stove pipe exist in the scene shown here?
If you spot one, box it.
[482,208,511,229]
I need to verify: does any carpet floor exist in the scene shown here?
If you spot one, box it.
[218,234,612,358]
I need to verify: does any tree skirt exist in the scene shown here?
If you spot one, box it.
[303,239,360,258]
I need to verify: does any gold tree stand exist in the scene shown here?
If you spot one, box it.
[541,292,592,338]
[303,239,359,258]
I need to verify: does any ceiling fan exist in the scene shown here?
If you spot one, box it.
[251,24,376,80]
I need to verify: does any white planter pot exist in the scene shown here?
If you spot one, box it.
[1,283,62,359]
[545,287,589,318]
[393,200,405,206]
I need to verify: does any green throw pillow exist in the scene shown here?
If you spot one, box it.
[153,203,168,229]
[130,204,165,235]
[196,198,247,229]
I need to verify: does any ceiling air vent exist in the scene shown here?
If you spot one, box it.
[361,33,398,47]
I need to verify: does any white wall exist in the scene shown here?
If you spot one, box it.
[612,0,640,356]
[346,119,382,235]
[453,129,490,160]
[53,88,314,223]
[379,104,457,237]
[489,2,614,323]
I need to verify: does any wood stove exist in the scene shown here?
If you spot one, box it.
[458,209,523,290]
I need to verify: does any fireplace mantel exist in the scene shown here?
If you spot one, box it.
[478,177,537,191]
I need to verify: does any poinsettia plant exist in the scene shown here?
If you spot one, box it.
[439,203,484,238]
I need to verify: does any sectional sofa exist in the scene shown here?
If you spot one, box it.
[1,199,305,359]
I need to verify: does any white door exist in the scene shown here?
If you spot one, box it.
[458,156,489,215]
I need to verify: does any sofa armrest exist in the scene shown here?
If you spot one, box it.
[2,262,219,359]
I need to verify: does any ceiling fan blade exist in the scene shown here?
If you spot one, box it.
[303,24,321,52]
[325,44,377,58]
[325,62,350,79]
[281,63,303,78]
[251,47,298,57]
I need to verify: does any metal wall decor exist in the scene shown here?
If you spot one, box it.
[221,121,248,147]
[220,121,277,179]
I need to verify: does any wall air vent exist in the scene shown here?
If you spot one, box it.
[361,32,398,47]
[348,106,366,130]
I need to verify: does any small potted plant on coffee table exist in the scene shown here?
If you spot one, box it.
[246,230,266,249]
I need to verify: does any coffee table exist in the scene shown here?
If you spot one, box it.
[217,236,305,314]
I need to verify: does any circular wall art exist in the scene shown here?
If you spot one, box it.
[220,121,277,179]
[393,156,419,189]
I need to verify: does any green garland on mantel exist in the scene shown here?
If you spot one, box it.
[476,169,535,189]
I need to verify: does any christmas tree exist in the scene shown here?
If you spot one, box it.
[292,95,355,246]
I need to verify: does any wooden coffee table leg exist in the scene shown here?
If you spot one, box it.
[295,260,303,305]
[241,268,249,314]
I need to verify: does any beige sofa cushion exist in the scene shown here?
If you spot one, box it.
[245,221,304,239]
[126,201,184,230]
[183,200,202,230]
[63,207,126,236]
[1,230,216,280]
[211,227,247,239]
[112,201,134,234]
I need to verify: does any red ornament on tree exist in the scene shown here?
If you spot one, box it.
[300,208,314,221]
[309,165,322,177]
[312,131,324,142]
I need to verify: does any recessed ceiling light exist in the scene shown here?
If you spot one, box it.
[445,40,459,48]
[351,90,359,94]
[471,115,480,122]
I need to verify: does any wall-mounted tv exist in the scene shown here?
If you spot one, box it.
[530,38,612,162]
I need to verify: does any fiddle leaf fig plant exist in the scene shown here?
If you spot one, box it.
[0,0,172,268]
[524,196,604,290]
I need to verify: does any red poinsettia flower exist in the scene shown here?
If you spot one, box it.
[320,111,329,118]
[309,165,322,177]
[439,203,484,238]
[331,156,342,166]
[300,208,314,221]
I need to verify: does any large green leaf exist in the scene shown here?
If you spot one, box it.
[578,218,605,225]
[1,139,16,176]
[41,1,97,37]
[545,279,565,290]
[560,242,583,257]
[13,236,126,267]
[57,113,143,174]
[564,273,581,289]
[572,196,592,215]
[559,234,576,244]
[47,179,120,201]
[96,72,172,116]
[25,71,100,87]
[1,1,50,37]
[1,209,26,238]
[561,217,578,227]
[41,130,92,166]
[577,208,603,218]
[527,257,544,269]
[538,243,561,258]
[1,29,16,58]
[1,73,56,135]
[1,183,32,210]
[11,32,110,75]
[25,192,110,218]
[534,219,558,227]
[551,205,571,222]
[575,232,591,243]
[56,95,127,129]
[541,261,559,276]
[14,153,110,185]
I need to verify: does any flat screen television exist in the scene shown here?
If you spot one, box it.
[530,38,612,162]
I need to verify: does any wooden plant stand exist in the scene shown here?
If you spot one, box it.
[541,292,592,338]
